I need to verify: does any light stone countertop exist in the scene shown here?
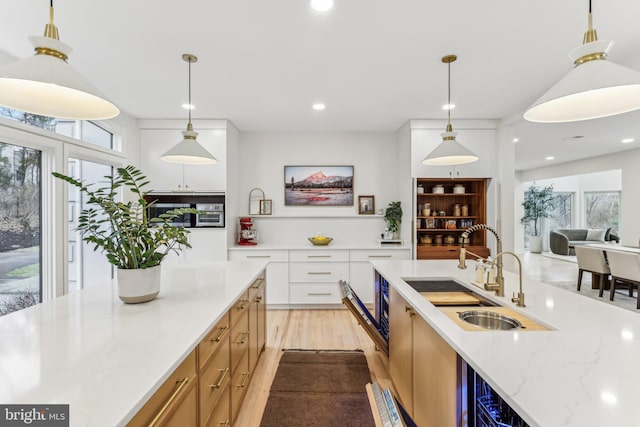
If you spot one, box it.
[0,260,267,427]
[372,259,640,427]
[228,243,411,251]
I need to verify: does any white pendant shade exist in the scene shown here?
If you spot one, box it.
[0,35,119,120]
[422,130,479,165]
[160,129,218,165]
[524,27,640,123]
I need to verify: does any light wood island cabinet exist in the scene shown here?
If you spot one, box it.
[388,286,458,426]
[127,272,266,427]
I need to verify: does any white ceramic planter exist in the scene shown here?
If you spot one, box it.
[529,236,543,253]
[117,265,161,303]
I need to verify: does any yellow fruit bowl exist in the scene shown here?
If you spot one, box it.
[308,237,333,246]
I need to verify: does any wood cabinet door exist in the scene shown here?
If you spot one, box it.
[412,315,458,427]
[388,287,414,416]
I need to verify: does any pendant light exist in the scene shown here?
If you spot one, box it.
[0,1,119,120]
[422,55,479,166]
[524,0,640,123]
[160,54,217,165]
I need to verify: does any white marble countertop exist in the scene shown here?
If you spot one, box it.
[372,259,640,427]
[0,260,267,427]
[228,243,411,251]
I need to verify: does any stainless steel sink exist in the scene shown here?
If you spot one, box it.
[458,310,522,330]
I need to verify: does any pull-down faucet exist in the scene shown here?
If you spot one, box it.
[458,224,504,297]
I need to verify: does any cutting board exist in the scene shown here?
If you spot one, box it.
[421,292,481,306]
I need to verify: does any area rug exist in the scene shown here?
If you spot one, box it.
[260,349,374,427]
[540,251,577,263]
[544,279,638,312]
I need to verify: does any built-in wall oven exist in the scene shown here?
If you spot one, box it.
[145,194,225,228]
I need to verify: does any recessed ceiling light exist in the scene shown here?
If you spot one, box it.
[311,0,334,12]
[312,103,326,111]
[546,156,555,160]
[621,138,635,143]
[441,103,455,110]
[182,103,195,110]
[512,138,519,143]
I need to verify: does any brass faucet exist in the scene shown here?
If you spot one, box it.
[487,251,526,307]
[458,224,504,297]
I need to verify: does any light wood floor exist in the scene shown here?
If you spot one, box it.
[234,308,391,426]
[234,253,581,426]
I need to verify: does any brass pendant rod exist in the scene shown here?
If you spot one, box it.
[188,59,192,125]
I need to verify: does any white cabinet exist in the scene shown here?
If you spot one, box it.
[227,250,289,305]
[349,249,410,304]
[410,127,496,178]
[289,249,349,305]
[139,127,227,192]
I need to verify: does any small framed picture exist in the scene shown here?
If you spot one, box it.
[358,195,375,215]
[259,199,272,215]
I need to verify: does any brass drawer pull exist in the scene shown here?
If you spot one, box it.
[307,271,331,275]
[255,296,263,302]
[236,299,249,310]
[238,371,250,388]
[219,420,230,427]
[210,368,230,389]
[308,292,331,296]
[148,377,189,427]
[211,326,229,342]
[236,331,250,344]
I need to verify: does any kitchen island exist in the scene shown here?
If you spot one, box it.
[373,259,639,427]
[0,260,267,426]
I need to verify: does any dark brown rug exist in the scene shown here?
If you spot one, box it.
[260,349,375,427]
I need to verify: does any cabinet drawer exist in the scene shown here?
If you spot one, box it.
[289,262,349,283]
[230,348,251,423]
[127,350,197,427]
[248,277,265,301]
[230,309,250,371]
[198,312,230,369]
[289,283,341,304]
[205,382,231,427]
[199,339,231,424]
[230,290,250,328]
[228,250,288,262]
[350,249,410,262]
[289,250,349,262]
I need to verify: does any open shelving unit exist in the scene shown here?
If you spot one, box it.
[415,178,490,259]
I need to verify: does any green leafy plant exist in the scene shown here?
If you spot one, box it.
[53,165,197,269]
[521,183,555,237]
[384,201,403,233]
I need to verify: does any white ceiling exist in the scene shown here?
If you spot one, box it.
[1,0,640,171]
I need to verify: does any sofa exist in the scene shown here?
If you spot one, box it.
[550,228,620,255]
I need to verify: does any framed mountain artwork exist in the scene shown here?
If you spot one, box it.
[284,165,354,206]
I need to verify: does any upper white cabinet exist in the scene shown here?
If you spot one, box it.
[139,120,229,192]
[409,121,497,178]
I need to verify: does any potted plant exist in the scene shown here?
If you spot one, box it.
[384,201,403,239]
[521,183,555,253]
[53,165,198,303]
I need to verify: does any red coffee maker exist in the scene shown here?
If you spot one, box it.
[238,217,258,245]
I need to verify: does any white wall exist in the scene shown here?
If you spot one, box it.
[518,149,638,245]
[233,132,401,246]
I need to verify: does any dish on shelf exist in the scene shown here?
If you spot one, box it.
[308,237,333,246]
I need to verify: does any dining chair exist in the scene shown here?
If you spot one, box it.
[606,250,640,309]
[574,246,610,297]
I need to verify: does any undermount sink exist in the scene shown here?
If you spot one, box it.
[459,310,522,330]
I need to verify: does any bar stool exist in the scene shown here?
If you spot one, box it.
[574,246,610,297]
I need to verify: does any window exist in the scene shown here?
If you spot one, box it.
[548,192,573,231]
[584,191,620,234]
[0,143,41,316]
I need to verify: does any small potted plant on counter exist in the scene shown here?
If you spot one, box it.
[384,201,403,240]
[521,183,555,253]
[53,165,198,303]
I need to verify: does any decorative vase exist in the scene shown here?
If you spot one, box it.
[117,265,161,303]
[529,236,543,253]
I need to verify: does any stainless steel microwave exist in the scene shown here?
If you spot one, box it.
[145,194,225,228]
